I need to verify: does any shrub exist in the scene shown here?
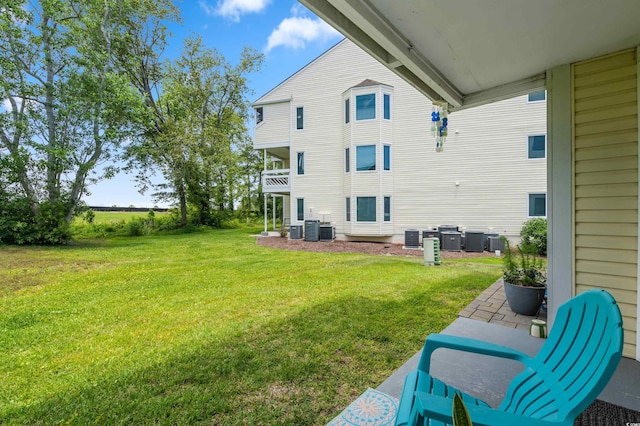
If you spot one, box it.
[520,218,547,256]
[125,218,146,237]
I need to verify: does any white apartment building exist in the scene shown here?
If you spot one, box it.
[253,39,546,244]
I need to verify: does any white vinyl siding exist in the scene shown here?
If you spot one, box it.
[573,49,638,358]
[253,101,291,148]
[253,39,546,245]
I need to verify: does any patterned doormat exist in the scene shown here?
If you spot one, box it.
[326,388,640,426]
[326,388,398,426]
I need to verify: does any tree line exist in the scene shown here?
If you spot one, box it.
[0,0,265,244]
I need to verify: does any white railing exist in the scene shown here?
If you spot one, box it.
[262,169,290,193]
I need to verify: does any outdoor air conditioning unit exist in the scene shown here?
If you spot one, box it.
[304,220,320,242]
[441,231,462,251]
[464,230,485,252]
[437,225,458,246]
[289,225,303,240]
[405,229,420,248]
[487,236,504,252]
[422,229,439,241]
[319,225,334,241]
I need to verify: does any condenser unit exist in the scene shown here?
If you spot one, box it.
[464,231,485,252]
[319,225,334,241]
[441,231,462,251]
[289,225,303,240]
[304,220,320,242]
[405,229,420,248]
[487,236,504,252]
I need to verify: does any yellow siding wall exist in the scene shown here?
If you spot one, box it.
[573,49,638,358]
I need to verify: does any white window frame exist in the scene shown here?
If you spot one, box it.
[527,90,546,103]
[345,147,350,173]
[355,93,376,121]
[383,196,391,222]
[344,98,350,124]
[296,198,304,221]
[528,134,546,159]
[297,151,305,175]
[528,193,547,217]
[356,144,376,172]
[383,93,391,120]
[296,106,304,130]
[356,196,377,222]
[255,106,264,126]
[383,144,391,171]
[345,197,351,222]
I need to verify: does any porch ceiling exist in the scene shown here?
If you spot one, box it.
[300,0,640,110]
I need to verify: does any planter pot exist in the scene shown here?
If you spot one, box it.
[503,280,546,316]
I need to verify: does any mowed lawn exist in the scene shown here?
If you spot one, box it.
[0,228,502,425]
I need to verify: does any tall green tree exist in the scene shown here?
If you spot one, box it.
[0,0,178,244]
[130,36,263,226]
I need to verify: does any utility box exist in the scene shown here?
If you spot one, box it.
[405,229,420,248]
[289,225,303,240]
[423,237,441,266]
[304,220,320,242]
[441,231,462,251]
[464,230,485,252]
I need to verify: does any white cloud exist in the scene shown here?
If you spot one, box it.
[199,0,270,22]
[265,16,341,53]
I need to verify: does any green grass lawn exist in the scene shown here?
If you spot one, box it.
[0,228,502,425]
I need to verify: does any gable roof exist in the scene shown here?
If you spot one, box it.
[253,38,347,105]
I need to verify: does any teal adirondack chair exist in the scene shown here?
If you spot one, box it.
[395,289,623,426]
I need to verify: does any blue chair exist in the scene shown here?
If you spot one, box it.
[395,289,623,426]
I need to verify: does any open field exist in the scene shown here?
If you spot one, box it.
[0,228,502,424]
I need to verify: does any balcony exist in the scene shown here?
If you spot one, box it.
[262,169,290,194]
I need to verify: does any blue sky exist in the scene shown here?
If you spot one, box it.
[84,0,343,207]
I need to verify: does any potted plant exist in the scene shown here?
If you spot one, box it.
[501,237,547,316]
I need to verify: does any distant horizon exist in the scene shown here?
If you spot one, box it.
[82,1,342,208]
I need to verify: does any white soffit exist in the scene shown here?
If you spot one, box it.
[302,0,640,109]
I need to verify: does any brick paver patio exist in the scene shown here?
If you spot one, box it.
[458,278,547,330]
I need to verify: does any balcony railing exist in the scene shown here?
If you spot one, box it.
[262,169,290,193]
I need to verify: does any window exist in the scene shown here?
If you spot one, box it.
[529,193,546,217]
[297,152,304,175]
[296,107,303,130]
[528,135,546,159]
[383,94,390,120]
[356,145,376,171]
[345,147,350,173]
[356,197,376,222]
[383,145,390,171]
[297,198,304,221]
[528,90,546,102]
[345,98,350,124]
[384,196,391,222]
[255,107,263,124]
[356,94,376,120]
[345,197,351,222]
